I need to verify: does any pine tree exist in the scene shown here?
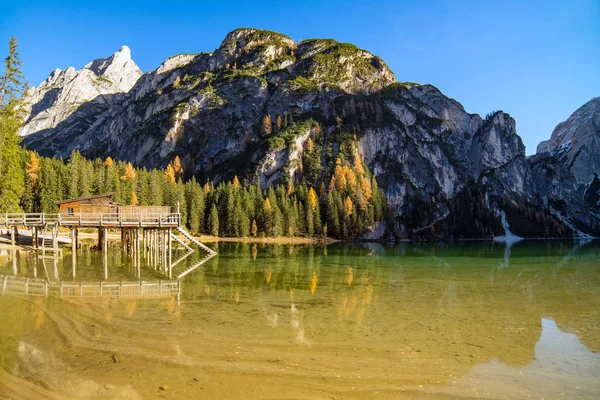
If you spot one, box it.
[263,197,273,235]
[22,151,41,212]
[209,204,219,236]
[186,177,204,234]
[148,170,164,205]
[0,36,27,212]
[306,202,314,236]
[39,157,59,212]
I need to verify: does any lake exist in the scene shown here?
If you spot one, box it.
[1,240,599,399]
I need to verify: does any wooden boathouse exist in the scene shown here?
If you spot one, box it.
[1,194,216,280]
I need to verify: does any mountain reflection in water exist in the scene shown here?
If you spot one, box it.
[0,240,599,399]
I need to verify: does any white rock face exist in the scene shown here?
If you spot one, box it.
[534,97,600,186]
[537,97,600,155]
[19,46,142,137]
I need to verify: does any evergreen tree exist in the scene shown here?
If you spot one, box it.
[186,178,204,234]
[0,36,27,212]
[177,179,187,226]
[39,157,60,212]
[209,204,219,236]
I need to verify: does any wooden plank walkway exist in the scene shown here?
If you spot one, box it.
[0,213,181,228]
[0,274,180,301]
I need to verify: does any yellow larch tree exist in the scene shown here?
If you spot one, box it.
[120,163,136,181]
[173,156,183,178]
[264,197,272,213]
[344,196,353,217]
[130,191,139,206]
[26,152,40,188]
[307,187,318,211]
[164,164,175,184]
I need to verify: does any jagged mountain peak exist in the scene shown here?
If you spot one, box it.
[536,96,600,154]
[19,46,142,137]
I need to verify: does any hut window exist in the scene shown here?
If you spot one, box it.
[67,207,74,216]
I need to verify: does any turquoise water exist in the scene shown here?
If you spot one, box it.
[0,240,599,399]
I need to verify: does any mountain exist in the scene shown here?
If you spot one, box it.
[530,97,600,236]
[18,28,599,239]
[20,46,142,152]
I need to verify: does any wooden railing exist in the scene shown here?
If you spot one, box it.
[0,213,58,226]
[1,213,181,228]
[1,274,180,300]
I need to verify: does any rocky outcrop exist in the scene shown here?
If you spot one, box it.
[530,97,600,236]
[17,28,598,239]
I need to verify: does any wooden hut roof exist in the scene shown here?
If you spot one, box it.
[56,193,118,206]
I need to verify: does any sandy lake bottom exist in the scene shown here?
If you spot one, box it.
[0,240,599,399]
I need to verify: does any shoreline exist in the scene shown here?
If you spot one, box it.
[1,231,595,250]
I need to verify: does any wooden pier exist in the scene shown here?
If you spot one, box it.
[1,195,217,299]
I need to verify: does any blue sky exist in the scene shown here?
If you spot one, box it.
[1,0,598,154]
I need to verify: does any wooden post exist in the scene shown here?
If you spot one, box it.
[103,231,108,280]
[136,228,141,279]
[154,229,158,270]
[2,275,8,296]
[10,226,15,246]
[12,249,17,275]
[33,226,38,249]
[52,224,58,253]
[72,247,76,279]
[168,228,172,279]
[103,228,108,253]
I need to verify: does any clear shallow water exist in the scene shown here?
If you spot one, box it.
[0,240,599,399]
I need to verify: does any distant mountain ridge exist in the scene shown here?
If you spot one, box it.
[18,28,600,239]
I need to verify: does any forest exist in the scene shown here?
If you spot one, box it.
[8,150,388,239]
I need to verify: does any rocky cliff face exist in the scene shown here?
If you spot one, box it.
[530,97,600,236]
[20,46,142,151]
[18,28,598,239]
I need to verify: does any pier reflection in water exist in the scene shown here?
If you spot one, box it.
[0,240,599,399]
